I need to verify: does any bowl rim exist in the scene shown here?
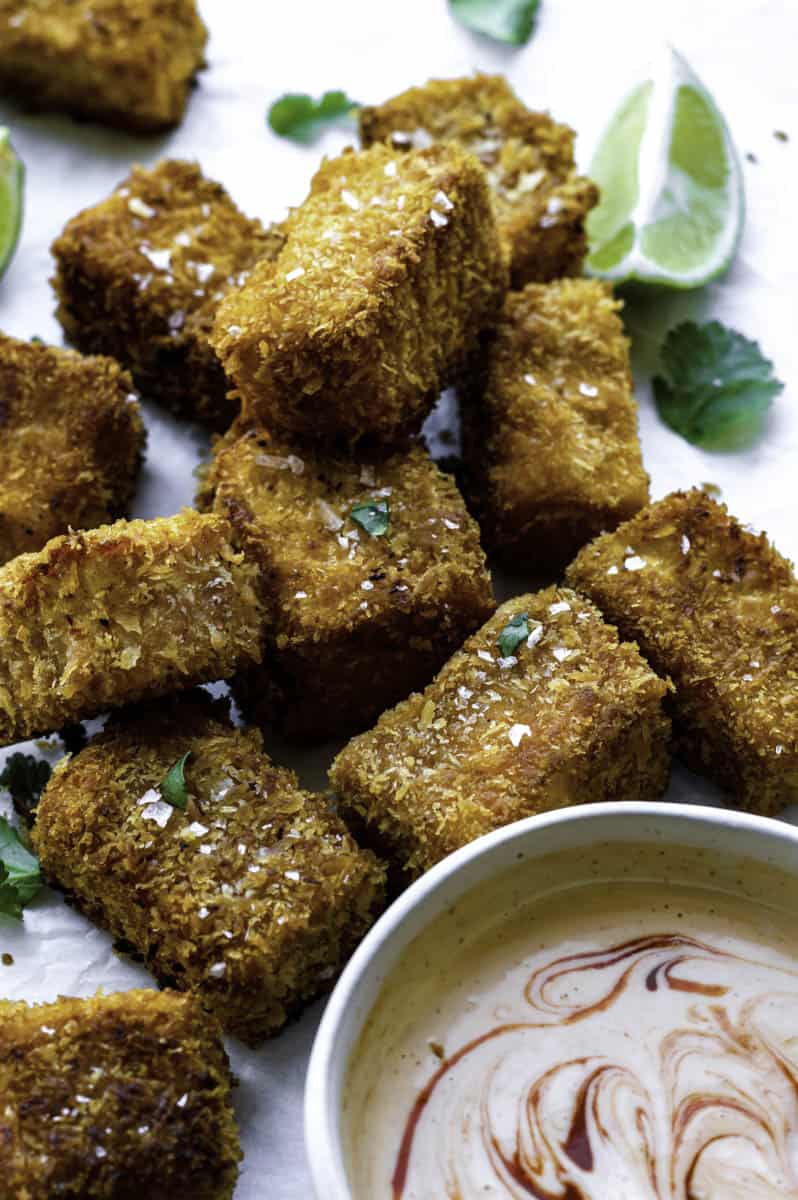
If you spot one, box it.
[304,801,798,1199]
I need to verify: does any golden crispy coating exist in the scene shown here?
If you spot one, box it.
[566,490,798,814]
[461,279,649,570]
[0,510,261,746]
[212,143,508,445]
[360,74,598,287]
[331,588,671,877]
[0,334,146,565]
[0,0,207,132]
[0,989,240,1199]
[52,160,285,430]
[33,691,386,1042]
[197,424,495,739]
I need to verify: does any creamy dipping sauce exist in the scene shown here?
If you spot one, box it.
[344,841,798,1199]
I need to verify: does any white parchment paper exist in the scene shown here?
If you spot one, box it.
[0,1,796,1195]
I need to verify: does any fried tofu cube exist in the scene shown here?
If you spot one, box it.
[330,588,671,877]
[0,510,261,745]
[0,334,146,565]
[360,74,598,287]
[0,0,207,132]
[0,989,240,1199]
[566,489,798,814]
[212,143,508,445]
[52,160,285,429]
[461,279,649,570]
[33,691,386,1042]
[198,425,495,739]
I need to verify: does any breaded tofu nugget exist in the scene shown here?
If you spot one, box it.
[0,334,146,565]
[0,510,261,745]
[52,160,285,429]
[33,691,386,1042]
[330,588,671,877]
[212,143,508,445]
[461,279,649,570]
[566,490,798,814]
[360,74,598,286]
[0,0,207,132]
[0,989,240,1199]
[198,425,495,739]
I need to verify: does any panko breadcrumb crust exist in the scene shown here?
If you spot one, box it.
[0,989,240,1200]
[360,74,598,287]
[0,510,262,746]
[566,490,798,814]
[461,279,649,571]
[0,0,207,132]
[197,423,495,739]
[0,334,146,565]
[330,588,671,878]
[52,160,285,430]
[33,691,386,1042]
[212,142,508,445]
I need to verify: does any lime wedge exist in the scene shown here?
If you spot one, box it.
[0,127,24,280]
[586,48,743,288]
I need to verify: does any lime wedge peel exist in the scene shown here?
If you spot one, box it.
[586,47,744,289]
[0,127,24,280]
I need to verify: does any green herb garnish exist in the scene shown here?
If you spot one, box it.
[654,321,783,451]
[449,0,541,45]
[268,91,360,143]
[497,611,530,658]
[351,499,390,538]
[0,816,43,919]
[160,751,192,810]
[0,753,51,824]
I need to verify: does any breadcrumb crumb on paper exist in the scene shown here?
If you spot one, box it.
[330,588,671,878]
[0,989,240,1199]
[0,510,262,746]
[461,278,649,570]
[0,333,146,565]
[360,74,598,286]
[0,0,208,132]
[212,142,508,445]
[567,489,798,814]
[51,160,285,430]
[198,423,495,739]
[33,691,386,1042]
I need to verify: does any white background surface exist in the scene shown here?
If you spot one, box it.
[0,1,797,1195]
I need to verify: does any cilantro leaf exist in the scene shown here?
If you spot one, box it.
[160,751,192,810]
[497,611,530,658]
[268,91,359,143]
[449,0,541,45]
[0,816,43,919]
[653,321,783,451]
[351,499,390,537]
[0,752,51,824]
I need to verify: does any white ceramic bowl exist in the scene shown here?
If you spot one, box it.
[304,802,798,1199]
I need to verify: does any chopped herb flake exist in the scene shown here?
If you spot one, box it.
[497,611,530,658]
[0,816,43,919]
[653,320,783,451]
[0,752,51,825]
[449,0,541,45]
[268,90,360,143]
[160,751,192,810]
[351,499,390,537]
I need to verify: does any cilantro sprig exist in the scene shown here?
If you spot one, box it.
[0,816,43,919]
[351,499,390,537]
[160,752,192,811]
[268,91,360,143]
[654,321,783,451]
[497,612,530,658]
[449,0,541,45]
[0,752,51,824]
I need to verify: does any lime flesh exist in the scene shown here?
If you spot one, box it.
[586,48,743,288]
[0,128,24,280]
